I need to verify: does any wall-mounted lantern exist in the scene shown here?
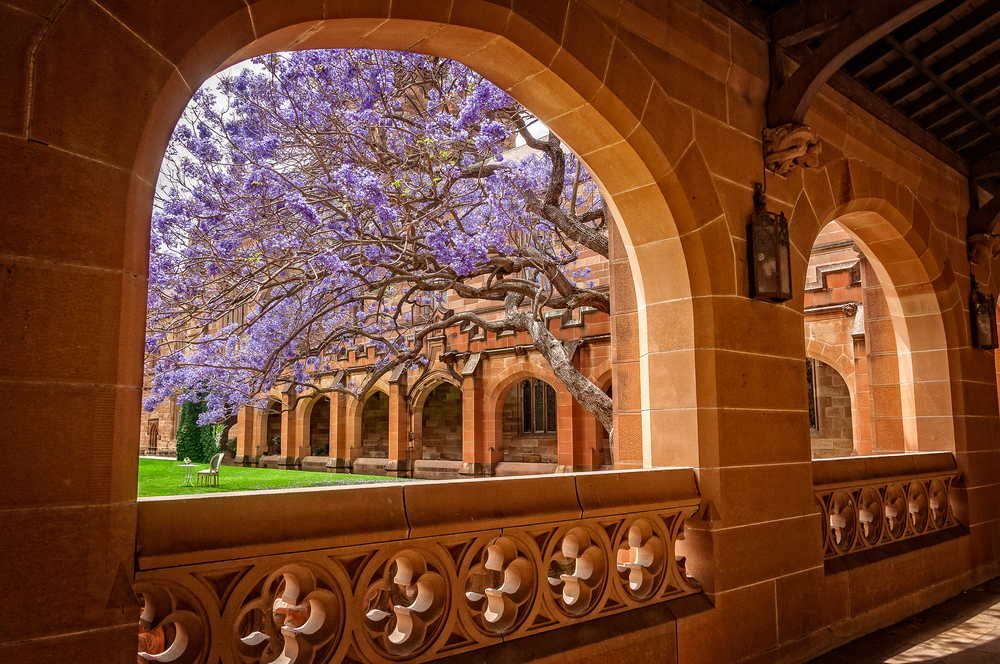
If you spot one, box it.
[747,182,792,302]
[971,278,998,349]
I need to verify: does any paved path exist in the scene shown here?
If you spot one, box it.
[811,577,1000,663]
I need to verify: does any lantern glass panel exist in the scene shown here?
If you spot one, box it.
[748,209,792,302]
[971,286,998,350]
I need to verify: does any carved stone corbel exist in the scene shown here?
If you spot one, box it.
[763,123,822,177]
[968,233,1000,265]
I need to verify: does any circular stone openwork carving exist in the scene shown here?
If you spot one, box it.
[135,580,210,664]
[361,549,449,658]
[546,526,608,617]
[928,478,950,529]
[232,563,344,664]
[463,535,537,635]
[907,481,929,534]
[883,484,908,540]
[856,487,883,547]
[827,491,857,555]
[614,518,666,601]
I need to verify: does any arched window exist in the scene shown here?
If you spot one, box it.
[521,379,556,434]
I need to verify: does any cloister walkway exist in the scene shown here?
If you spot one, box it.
[811,576,1000,663]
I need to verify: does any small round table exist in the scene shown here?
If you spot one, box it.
[178,463,197,487]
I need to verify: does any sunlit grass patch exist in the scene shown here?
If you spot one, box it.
[137,458,417,497]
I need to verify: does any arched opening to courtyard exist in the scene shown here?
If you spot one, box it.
[359,391,389,460]
[127,9,708,480]
[308,396,331,457]
[138,39,705,478]
[798,195,961,456]
[419,383,463,462]
[265,401,281,456]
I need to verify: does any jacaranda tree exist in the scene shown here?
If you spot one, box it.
[145,49,615,448]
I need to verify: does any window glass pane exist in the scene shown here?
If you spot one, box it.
[546,384,556,432]
[534,380,545,432]
[522,380,532,432]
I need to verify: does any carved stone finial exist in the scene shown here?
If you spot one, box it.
[968,233,1000,265]
[763,123,822,177]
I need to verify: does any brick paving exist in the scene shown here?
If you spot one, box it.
[811,577,1000,663]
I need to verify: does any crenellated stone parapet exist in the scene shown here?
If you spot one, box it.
[813,452,960,559]
[134,469,700,663]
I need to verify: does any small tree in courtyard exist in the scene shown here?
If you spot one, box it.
[176,400,209,462]
[145,50,615,449]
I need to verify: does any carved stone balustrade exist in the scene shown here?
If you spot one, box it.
[813,452,960,559]
[135,469,701,663]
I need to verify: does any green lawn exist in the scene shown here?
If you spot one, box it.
[137,458,416,497]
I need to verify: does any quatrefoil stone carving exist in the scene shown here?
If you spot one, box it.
[548,528,606,616]
[135,581,208,664]
[615,520,665,600]
[363,552,446,656]
[465,537,535,634]
[234,565,341,664]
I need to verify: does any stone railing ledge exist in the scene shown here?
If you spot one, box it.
[136,484,408,570]
[403,473,581,538]
[813,451,956,487]
[403,467,701,538]
[574,467,701,518]
[137,468,702,569]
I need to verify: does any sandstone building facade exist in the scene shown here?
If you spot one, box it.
[6,1,1000,663]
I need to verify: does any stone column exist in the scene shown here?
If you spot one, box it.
[852,327,873,455]
[386,370,411,477]
[293,395,313,459]
[860,257,905,453]
[278,390,302,469]
[234,406,261,466]
[327,393,350,472]
[460,368,489,476]
[555,384,579,472]
[572,399,604,471]
[609,220,642,467]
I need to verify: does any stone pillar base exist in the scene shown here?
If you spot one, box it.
[460,462,497,477]
[234,454,261,467]
[276,456,302,470]
[555,464,598,474]
[460,462,486,477]
[326,457,352,473]
[385,460,412,477]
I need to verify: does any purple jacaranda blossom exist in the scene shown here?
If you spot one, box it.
[146,49,615,442]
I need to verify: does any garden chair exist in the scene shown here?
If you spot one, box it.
[197,453,224,487]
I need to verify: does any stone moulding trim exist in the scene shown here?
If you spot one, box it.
[813,453,959,559]
[135,469,701,663]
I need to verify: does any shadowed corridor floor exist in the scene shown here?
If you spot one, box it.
[810,577,1000,663]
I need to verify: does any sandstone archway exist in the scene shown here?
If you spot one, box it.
[791,160,962,452]
[122,7,723,470]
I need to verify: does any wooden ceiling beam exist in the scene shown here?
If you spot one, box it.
[885,33,1000,106]
[909,69,1000,128]
[841,1,958,76]
[771,0,855,46]
[972,149,1000,179]
[767,0,948,126]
